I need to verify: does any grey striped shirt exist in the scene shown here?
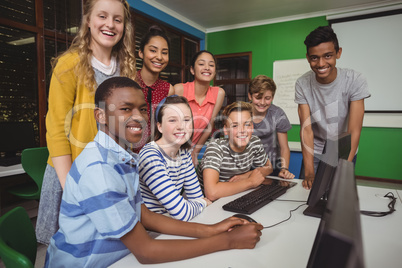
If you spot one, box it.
[199,135,269,182]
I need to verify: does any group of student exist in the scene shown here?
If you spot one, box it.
[35,0,370,266]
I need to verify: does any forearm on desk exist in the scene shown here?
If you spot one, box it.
[203,169,256,201]
[298,104,315,178]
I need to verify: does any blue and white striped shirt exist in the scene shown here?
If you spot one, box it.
[45,131,143,267]
[139,142,206,221]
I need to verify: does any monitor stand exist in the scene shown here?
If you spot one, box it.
[303,199,327,218]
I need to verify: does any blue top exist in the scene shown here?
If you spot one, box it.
[45,131,143,267]
[139,141,206,221]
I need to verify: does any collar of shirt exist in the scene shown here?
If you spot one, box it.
[186,85,217,107]
[94,130,138,165]
[136,69,162,91]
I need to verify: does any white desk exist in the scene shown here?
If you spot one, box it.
[110,181,402,268]
[0,164,24,177]
[397,190,402,203]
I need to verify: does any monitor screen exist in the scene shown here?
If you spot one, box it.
[307,159,364,268]
[303,133,351,218]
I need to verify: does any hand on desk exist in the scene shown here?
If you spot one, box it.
[203,197,212,206]
[302,175,314,190]
[229,169,265,188]
[226,223,263,249]
[279,169,295,180]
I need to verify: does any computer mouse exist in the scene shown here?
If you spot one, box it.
[232,213,257,223]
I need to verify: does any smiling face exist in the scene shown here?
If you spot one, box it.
[307,41,342,84]
[191,52,216,82]
[224,110,254,153]
[248,90,274,116]
[88,0,125,55]
[139,36,169,74]
[96,87,148,148]
[156,103,193,150]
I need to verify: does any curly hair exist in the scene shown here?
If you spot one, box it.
[51,0,136,91]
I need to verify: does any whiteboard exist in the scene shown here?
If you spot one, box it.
[332,13,402,112]
[273,59,310,125]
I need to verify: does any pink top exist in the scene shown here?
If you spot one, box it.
[182,82,220,145]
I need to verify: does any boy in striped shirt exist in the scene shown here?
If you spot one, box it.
[199,101,273,201]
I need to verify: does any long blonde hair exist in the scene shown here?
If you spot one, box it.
[52,0,136,91]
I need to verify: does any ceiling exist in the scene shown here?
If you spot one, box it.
[142,0,402,32]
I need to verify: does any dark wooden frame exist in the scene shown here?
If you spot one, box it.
[214,51,252,105]
[0,1,77,146]
[214,51,252,85]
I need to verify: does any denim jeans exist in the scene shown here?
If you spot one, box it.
[36,164,62,245]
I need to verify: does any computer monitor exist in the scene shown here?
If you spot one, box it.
[303,133,351,218]
[0,121,36,156]
[307,159,364,268]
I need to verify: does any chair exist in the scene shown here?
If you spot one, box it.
[8,147,49,200]
[289,151,303,179]
[0,207,37,268]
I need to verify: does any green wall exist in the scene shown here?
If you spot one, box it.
[207,17,402,181]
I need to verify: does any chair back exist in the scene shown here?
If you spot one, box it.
[0,207,37,268]
[21,147,49,198]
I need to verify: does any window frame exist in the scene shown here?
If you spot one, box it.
[214,51,252,105]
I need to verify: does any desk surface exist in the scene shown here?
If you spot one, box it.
[0,164,24,177]
[111,181,402,268]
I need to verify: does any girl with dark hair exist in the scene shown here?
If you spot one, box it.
[174,50,225,165]
[135,25,174,151]
[138,95,211,221]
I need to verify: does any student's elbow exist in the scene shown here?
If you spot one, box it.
[134,251,157,264]
[204,187,220,202]
[131,244,161,264]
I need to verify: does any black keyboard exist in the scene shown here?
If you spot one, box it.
[222,181,297,214]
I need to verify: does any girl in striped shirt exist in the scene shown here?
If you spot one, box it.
[139,96,211,221]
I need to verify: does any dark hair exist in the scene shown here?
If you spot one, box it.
[249,75,277,96]
[154,95,194,150]
[95,77,142,107]
[304,26,340,53]
[139,25,170,52]
[222,101,253,126]
[190,50,216,69]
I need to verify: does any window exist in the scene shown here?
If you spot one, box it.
[0,0,81,149]
[211,52,251,137]
[0,27,38,126]
[214,52,252,106]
